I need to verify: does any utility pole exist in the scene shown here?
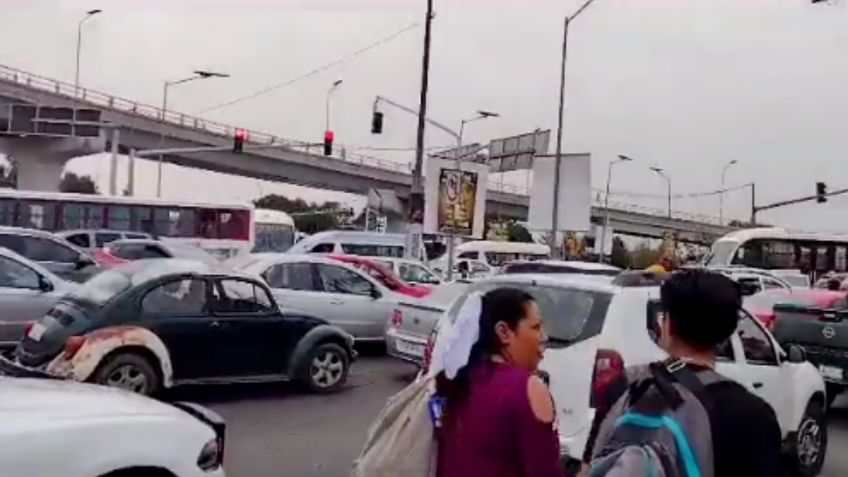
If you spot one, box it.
[407,0,434,260]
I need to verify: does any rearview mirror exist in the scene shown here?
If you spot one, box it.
[370,287,382,299]
[75,256,95,270]
[787,344,807,364]
[38,276,53,292]
[738,281,761,296]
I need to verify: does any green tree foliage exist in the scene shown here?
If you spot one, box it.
[610,236,631,269]
[507,222,533,243]
[254,194,348,234]
[59,172,98,194]
[630,242,662,269]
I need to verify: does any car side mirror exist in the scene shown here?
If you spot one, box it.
[75,256,95,270]
[370,286,382,299]
[38,275,53,292]
[738,282,760,296]
[787,344,806,364]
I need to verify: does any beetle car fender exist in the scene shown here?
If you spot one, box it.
[287,325,354,377]
[46,326,174,387]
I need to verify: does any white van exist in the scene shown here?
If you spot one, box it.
[286,230,425,260]
[432,240,551,270]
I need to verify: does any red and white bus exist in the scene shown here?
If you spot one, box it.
[0,189,254,258]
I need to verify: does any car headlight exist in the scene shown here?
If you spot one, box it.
[197,437,224,472]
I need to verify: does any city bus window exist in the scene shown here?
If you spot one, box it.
[0,199,15,226]
[83,204,104,228]
[62,203,85,229]
[837,247,847,272]
[107,205,131,230]
[18,201,55,230]
[130,206,154,233]
[763,240,794,268]
[815,246,831,272]
[220,210,249,240]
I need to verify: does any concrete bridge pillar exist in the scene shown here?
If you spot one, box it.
[0,136,105,192]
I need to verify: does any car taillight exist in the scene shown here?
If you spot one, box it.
[64,336,86,359]
[590,348,624,408]
[421,330,437,374]
[391,309,404,327]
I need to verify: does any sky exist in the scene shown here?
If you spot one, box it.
[1,0,848,232]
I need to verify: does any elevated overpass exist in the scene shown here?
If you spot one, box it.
[0,63,734,244]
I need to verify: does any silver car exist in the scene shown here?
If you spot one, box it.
[231,254,403,342]
[0,247,76,348]
[0,227,99,283]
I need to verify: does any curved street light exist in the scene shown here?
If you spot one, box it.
[75,8,103,95]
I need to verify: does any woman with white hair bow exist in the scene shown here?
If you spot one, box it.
[431,287,564,477]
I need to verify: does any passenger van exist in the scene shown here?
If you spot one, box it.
[431,240,551,270]
[286,230,425,260]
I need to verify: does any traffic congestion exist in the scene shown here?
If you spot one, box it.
[0,203,845,475]
[3,1,848,476]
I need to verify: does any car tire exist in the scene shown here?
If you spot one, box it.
[301,342,350,394]
[826,383,842,408]
[787,398,828,477]
[91,352,161,397]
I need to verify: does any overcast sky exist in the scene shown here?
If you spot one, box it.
[2,0,847,232]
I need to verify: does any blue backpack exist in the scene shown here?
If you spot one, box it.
[588,361,725,477]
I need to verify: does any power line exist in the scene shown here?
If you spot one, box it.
[198,22,420,114]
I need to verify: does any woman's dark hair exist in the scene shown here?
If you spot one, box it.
[436,287,535,415]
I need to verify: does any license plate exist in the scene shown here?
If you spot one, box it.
[396,340,425,357]
[820,365,844,381]
[27,323,46,342]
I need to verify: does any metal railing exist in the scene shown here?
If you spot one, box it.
[0,63,727,228]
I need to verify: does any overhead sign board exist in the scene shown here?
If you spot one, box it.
[488,129,551,172]
[430,143,485,163]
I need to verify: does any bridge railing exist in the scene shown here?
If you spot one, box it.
[0,63,728,229]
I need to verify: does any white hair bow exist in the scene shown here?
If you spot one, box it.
[431,292,483,380]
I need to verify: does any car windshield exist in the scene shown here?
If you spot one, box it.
[779,275,809,288]
[447,282,612,344]
[704,240,739,266]
[69,260,210,306]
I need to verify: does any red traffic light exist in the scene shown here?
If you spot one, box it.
[233,128,248,153]
[324,130,334,142]
[324,130,334,156]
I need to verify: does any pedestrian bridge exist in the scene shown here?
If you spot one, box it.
[0,62,734,244]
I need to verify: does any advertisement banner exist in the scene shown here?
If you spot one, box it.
[528,153,592,232]
[425,157,488,238]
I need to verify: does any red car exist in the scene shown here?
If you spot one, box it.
[327,254,433,299]
[745,289,847,330]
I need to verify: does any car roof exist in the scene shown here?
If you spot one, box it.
[504,260,621,272]
[108,239,162,246]
[56,229,149,237]
[481,273,622,294]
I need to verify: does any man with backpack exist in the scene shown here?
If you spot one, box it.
[583,269,785,476]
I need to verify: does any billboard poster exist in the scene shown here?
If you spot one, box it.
[528,153,592,232]
[425,157,488,238]
[437,168,478,235]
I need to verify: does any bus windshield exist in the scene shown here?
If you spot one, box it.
[253,222,295,253]
[704,240,739,267]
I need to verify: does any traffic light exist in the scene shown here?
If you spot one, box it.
[233,128,248,154]
[817,182,828,203]
[371,111,384,134]
[324,130,334,156]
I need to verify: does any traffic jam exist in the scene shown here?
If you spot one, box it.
[0,194,844,476]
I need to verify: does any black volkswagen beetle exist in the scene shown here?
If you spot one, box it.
[8,259,355,395]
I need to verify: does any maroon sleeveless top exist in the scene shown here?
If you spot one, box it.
[436,362,565,477]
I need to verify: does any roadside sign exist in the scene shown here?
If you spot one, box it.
[488,129,550,172]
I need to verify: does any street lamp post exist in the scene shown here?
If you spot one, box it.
[650,166,672,219]
[157,70,229,198]
[552,0,598,258]
[719,159,739,225]
[75,9,102,96]
[325,79,344,132]
[598,154,633,262]
[445,110,499,281]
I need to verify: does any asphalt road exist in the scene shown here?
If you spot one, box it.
[173,355,848,477]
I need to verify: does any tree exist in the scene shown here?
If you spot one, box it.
[59,172,98,194]
[507,223,533,243]
[254,193,348,234]
[610,236,631,269]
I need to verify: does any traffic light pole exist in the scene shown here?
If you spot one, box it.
[751,186,848,223]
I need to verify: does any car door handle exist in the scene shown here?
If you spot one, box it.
[330,299,344,305]
[752,382,763,389]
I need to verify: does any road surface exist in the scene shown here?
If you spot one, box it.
[172,355,848,477]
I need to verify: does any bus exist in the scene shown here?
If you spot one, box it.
[252,209,297,252]
[0,189,254,258]
[704,228,848,280]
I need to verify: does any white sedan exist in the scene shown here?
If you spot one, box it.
[0,377,225,477]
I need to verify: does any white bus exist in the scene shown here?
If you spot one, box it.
[704,228,848,280]
[252,209,297,253]
[0,189,254,257]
